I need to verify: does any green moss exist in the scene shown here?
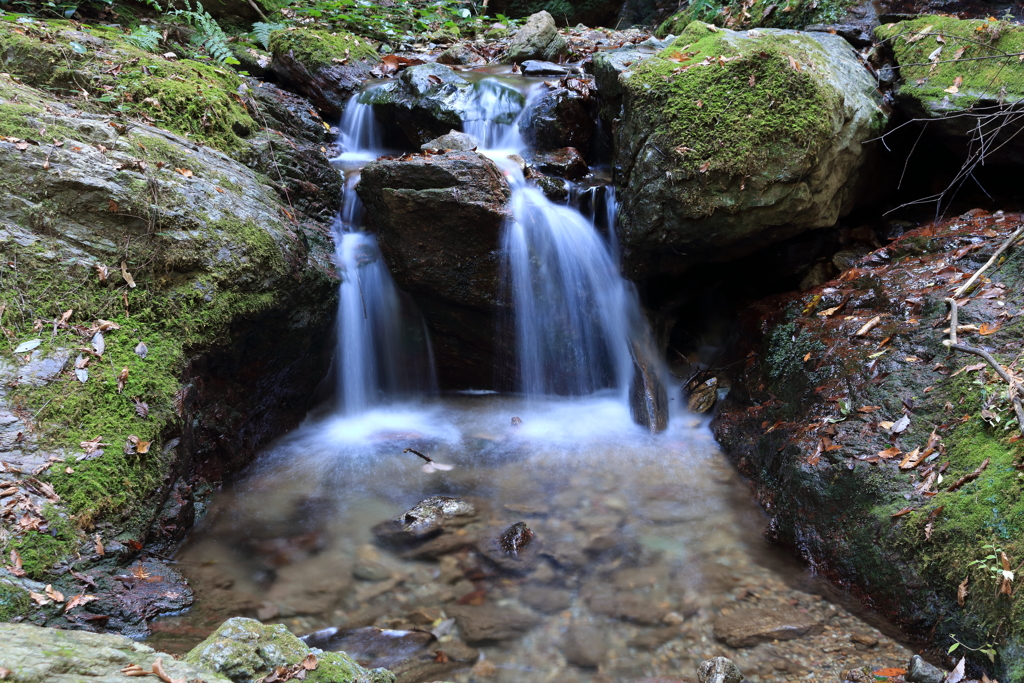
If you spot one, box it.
[307,652,380,683]
[876,17,1024,115]
[8,506,80,579]
[628,23,838,180]
[656,0,855,36]
[0,19,256,156]
[268,28,378,69]
[0,581,31,620]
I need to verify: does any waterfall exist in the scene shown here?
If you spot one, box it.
[468,79,641,398]
[331,92,436,414]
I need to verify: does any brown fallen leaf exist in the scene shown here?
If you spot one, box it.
[121,261,136,288]
[302,654,318,671]
[8,549,25,577]
[45,584,65,603]
[899,447,924,470]
[126,435,151,455]
[95,534,105,557]
[174,168,193,178]
[958,577,968,606]
[878,446,901,459]
[95,264,109,282]
[117,367,129,394]
[108,199,119,213]
[891,507,914,517]
[122,664,150,677]
[152,657,185,683]
[858,405,881,413]
[29,591,51,605]
[979,321,1002,335]
[64,593,98,612]
[80,437,108,454]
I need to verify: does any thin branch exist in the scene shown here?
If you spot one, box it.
[944,297,1024,432]
[953,224,1024,297]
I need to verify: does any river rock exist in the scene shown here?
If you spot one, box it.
[502,11,568,63]
[421,130,480,153]
[268,28,379,120]
[447,604,542,642]
[522,86,594,152]
[522,60,570,76]
[697,657,743,683]
[518,585,573,613]
[615,21,886,279]
[365,63,525,146]
[712,606,822,647]
[906,655,946,683]
[588,592,669,624]
[527,147,589,180]
[187,618,394,683]
[591,38,672,120]
[876,17,1024,165]
[562,618,607,668]
[437,42,488,66]
[358,151,512,388]
[629,338,670,433]
[0,622,229,683]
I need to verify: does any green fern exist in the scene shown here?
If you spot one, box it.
[125,25,162,52]
[251,21,284,50]
[166,0,240,65]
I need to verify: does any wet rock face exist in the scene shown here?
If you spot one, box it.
[711,211,1024,678]
[502,11,568,63]
[698,657,744,683]
[629,338,670,433]
[614,22,886,279]
[527,147,589,180]
[522,86,595,152]
[357,151,512,388]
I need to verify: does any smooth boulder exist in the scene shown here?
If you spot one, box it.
[615,21,886,279]
[502,11,568,63]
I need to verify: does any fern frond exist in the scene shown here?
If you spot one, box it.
[125,25,162,52]
[251,21,284,50]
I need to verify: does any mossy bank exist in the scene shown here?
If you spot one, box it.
[713,212,1024,680]
[0,18,339,629]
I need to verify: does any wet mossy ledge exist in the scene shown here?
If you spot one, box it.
[0,17,338,625]
[712,213,1024,680]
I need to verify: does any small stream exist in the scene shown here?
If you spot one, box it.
[148,63,919,681]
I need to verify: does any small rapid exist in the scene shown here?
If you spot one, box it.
[331,92,436,414]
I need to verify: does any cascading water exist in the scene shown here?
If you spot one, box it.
[332,91,436,413]
[468,79,642,398]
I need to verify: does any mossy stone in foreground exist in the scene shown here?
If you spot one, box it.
[615,21,886,278]
[186,617,395,683]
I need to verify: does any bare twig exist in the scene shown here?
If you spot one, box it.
[403,447,433,463]
[944,297,1024,431]
[953,224,1024,297]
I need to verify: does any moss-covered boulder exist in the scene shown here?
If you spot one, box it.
[186,617,395,683]
[485,0,624,27]
[655,0,859,35]
[0,26,338,626]
[712,211,1024,681]
[502,10,568,63]
[0,621,231,682]
[269,28,379,120]
[876,16,1024,165]
[613,21,886,278]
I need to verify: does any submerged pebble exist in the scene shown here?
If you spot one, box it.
[399,496,477,536]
